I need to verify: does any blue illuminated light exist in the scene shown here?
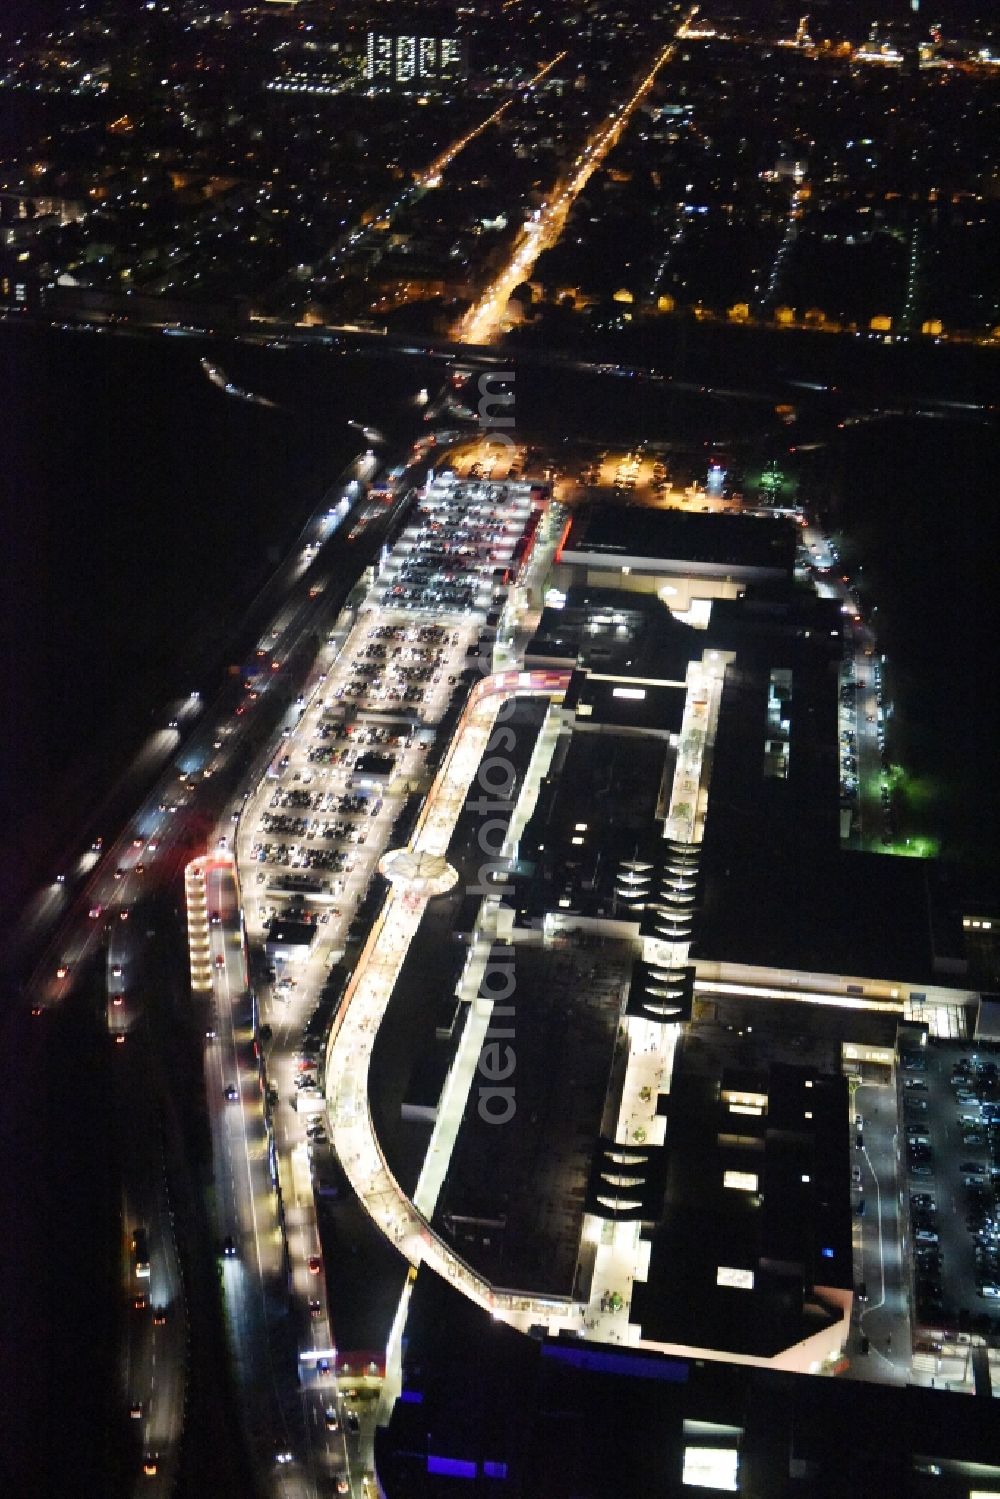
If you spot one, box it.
[427,1455,477,1478]
[541,1345,689,1382]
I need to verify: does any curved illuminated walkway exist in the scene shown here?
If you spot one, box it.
[325,668,579,1333]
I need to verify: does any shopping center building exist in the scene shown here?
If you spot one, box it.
[314,492,999,1492]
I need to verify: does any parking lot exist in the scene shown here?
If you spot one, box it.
[838,650,894,846]
[240,469,556,1047]
[442,437,544,487]
[899,1042,1000,1341]
[245,614,476,941]
[242,470,552,1038]
[378,471,535,614]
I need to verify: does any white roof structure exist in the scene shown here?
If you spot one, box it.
[378,848,458,897]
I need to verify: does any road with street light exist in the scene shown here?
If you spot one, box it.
[14,415,443,1494]
[297,50,568,312]
[457,44,674,346]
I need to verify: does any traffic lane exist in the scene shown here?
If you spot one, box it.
[139,1319,185,1497]
[304,1390,352,1484]
[850,1081,911,1379]
[18,772,167,960]
[23,577,281,995]
[208,866,291,1295]
[20,440,408,981]
[203,955,246,1268]
[219,1247,268,1402]
[115,1003,187,1488]
[842,632,883,849]
[34,793,191,1006]
[124,1206,155,1440]
[209,903,259,1258]
[245,943,346,1452]
[287,1188,322,1303]
[125,1226,184,1496]
[206,1018,288,1459]
[204,893,309,1471]
[223,1019,285,1292]
[205,862,240,941]
[340,1381,379,1487]
[141,1228,186,1488]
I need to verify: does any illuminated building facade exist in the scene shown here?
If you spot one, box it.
[365,29,465,88]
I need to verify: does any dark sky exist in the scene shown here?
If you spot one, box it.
[733,0,994,25]
[2,0,996,33]
[1,0,63,38]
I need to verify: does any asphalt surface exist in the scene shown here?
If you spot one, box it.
[15,422,442,1492]
[899,1043,1000,1340]
[111,917,187,1499]
[848,1076,912,1383]
[234,606,481,1496]
[800,521,888,851]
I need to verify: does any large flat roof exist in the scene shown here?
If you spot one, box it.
[631,1040,852,1359]
[430,939,628,1297]
[265,918,316,948]
[516,728,673,920]
[526,584,701,681]
[371,698,550,1195]
[562,672,686,735]
[694,658,945,983]
[563,507,797,575]
[379,1268,1000,1498]
[318,1180,409,1362]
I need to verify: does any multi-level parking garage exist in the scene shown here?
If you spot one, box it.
[242,471,551,946]
[243,616,470,939]
[378,472,537,614]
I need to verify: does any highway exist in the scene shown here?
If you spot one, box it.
[118,1129,187,1496]
[16,470,359,986]
[200,857,322,1495]
[19,424,431,1007]
[108,904,188,1497]
[17,410,443,1492]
